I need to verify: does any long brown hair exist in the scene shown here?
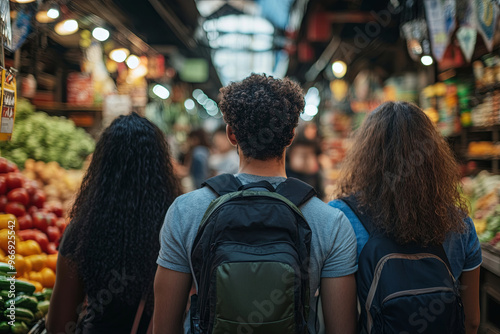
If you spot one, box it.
[335,101,467,245]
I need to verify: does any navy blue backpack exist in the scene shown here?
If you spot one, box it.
[341,196,465,334]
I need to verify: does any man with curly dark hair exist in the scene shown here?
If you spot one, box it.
[154,74,357,334]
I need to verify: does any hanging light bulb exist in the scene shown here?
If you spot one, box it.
[153,85,170,99]
[11,0,36,3]
[331,60,347,78]
[109,48,130,63]
[92,27,110,42]
[47,4,60,19]
[126,55,140,69]
[421,55,434,66]
[35,3,59,23]
[55,19,79,36]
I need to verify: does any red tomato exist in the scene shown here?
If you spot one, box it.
[32,212,49,232]
[18,229,39,241]
[5,202,26,217]
[0,195,7,212]
[6,162,17,173]
[30,190,46,209]
[23,181,37,197]
[46,226,61,243]
[45,212,57,227]
[7,188,29,206]
[0,158,8,173]
[34,233,49,253]
[55,218,67,234]
[27,206,38,216]
[17,215,33,230]
[6,173,23,190]
[46,242,58,254]
[0,176,6,195]
[45,202,64,218]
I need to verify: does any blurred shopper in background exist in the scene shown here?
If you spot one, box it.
[208,125,239,175]
[330,102,481,334]
[47,113,181,334]
[286,134,325,200]
[185,129,210,189]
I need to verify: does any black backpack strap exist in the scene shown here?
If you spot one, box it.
[202,174,242,196]
[276,177,317,207]
[340,195,377,235]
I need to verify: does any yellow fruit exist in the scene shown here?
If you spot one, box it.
[17,240,42,256]
[40,267,56,288]
[25,254,47,272]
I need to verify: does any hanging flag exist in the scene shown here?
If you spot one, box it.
[443,0,457,38]
[475,0,498,51]
[457,27,477,62]
[424,0,449,61]
[456,0,477,62]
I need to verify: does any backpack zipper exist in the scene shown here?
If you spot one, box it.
[381,287,455,305]
[365,253,456,333]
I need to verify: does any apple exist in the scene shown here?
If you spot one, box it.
[0,158,8,173]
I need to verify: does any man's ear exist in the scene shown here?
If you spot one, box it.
[286,128,297,148]
[226,125,238,146]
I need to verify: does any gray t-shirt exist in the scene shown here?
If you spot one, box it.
[157,173,357,333]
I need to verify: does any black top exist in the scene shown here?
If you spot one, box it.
[59,224,151,334]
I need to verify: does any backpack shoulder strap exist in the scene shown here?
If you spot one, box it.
[202,174,242,196]
[340,195,376,235]
[276,177,317,207]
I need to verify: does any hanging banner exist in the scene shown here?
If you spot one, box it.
[424,0,449,61]
[456,0,477,62]
[475,0,498,51]
[443,0,457,38]
[457,27,477,62]
[0,70,17,141]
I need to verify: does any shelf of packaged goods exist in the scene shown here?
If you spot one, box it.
[33,103,102,113]
[481,244,500,278]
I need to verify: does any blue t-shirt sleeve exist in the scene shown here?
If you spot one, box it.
[157,199,191,273]
[329,199,369,261]
[462,217,482,271]
[320,212,358,278]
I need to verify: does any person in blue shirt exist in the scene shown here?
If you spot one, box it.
[329,101,481,334]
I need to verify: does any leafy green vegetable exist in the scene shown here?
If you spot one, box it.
[0,99,95,169]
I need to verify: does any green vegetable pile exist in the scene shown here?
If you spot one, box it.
[0,264,52,334]
[0,99,95,169]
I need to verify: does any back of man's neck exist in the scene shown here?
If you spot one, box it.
[238,155,287,178]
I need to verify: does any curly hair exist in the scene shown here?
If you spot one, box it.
[335,101,467,246]
[219,73,305,160]
[64,113,181,310]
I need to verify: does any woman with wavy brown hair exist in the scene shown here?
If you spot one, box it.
[329,101,481,334]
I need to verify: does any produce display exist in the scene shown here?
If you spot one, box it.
[462,171,500,248]
[0,261,52,334]
[22,160,84,216]
[0,99,94,169]
[0,157,63,332]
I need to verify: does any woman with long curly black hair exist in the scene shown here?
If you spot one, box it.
[47,113,181,334]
